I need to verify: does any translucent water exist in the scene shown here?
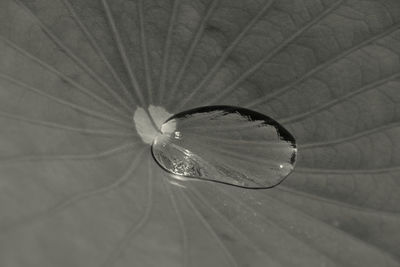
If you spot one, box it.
[151,106,297,189]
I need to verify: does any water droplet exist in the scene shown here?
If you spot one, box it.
[151,106,297,189]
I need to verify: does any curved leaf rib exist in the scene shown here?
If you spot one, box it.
[138,0,153,104]
[300,121,400,149]
[199,0,345,108]
[163,176,189,267]
[181,189,239,267]
[0,36,128,118]
[101,0,147,107]
[280,72,400,124]
[61,0,137,108]
[165,0,219,103]
[174,0,276,110]
[100,156,153,267]
[0,141,139,164]
[0,148,146,234]
[0,110,132,136]
[277,185,400,219]
[14,0,134,115]
[157,0,181,103]
[244,25,400,109]
[190,186,281,265]
[0,73,133,128]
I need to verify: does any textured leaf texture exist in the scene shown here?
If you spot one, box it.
[0,0,399,266]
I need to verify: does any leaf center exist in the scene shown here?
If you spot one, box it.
[133,105,175,144]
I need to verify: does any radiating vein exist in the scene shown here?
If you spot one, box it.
[180,189,239,267]
[0,110,132,136]
[0,73,133,128]
[189,186,280,264]
[0,141,139,164]
[138,0,153,104]
[175,0,276,109]
[0,36,127,117]
[165,0,219,103]
[101,0,146,106]
[158,0,180,102]
[217,187,349,266]
[276,185,400,219]
[101,156,153,267]
[243,24,400,108]
[257,189,400,264]
[14,0,133,115]
[300,121,400,149]
[295,166,400,174]
[0,148,145,234]
[280,72,400,124]
[194,0,344,108]
[163,174,189,267]
[61,0,137,107]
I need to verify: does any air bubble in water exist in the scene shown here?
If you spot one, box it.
[151,106,297,189]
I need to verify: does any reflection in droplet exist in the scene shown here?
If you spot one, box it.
[151,106,297,189]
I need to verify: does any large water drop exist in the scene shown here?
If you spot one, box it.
[151,106,297,189]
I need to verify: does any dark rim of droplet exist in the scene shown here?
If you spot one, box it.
[167,105,296,145]
[151,105,298,190]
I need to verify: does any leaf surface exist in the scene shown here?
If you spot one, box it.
[0,0,399,266]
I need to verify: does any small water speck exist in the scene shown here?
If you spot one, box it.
[174,131,182,139]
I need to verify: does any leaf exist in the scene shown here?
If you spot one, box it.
[0,0,399,266]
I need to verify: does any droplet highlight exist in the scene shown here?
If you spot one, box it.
[151,106,297,188]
